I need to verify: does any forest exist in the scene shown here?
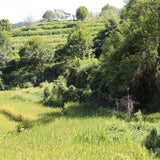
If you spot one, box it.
[0,0,160,159]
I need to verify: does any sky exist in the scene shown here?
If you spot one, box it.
[0,0,125,23]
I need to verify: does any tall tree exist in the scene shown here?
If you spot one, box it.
[99,0,160,107]
[99,4,119,20]
[93,16,120,58]
[42,10,54,22]
[55,22,92,60]
[76,6,88,21]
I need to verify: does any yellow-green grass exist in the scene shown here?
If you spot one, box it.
[0,89,159,159]
[0,115,156,159]
[0,114,17,136]
[0,88,56,136]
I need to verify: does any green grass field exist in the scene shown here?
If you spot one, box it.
[0,88,159,159]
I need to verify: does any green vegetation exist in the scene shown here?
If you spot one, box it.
[1,0,160,158]
[0,88,159,159]
[42,10,55,22]
[76,6,88,21]
[0,31,11,67]
[0,19,12,31]
[19,37,54,69]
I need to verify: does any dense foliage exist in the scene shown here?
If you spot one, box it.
[19,37,54,69]
[1,0,160,112]
[55,22,92,60]
[42,10,54,22]
[0,19,12,31]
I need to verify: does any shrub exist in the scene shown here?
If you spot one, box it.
[43,74,93,107]
[19,37,54,69]
[144,128,160,156]
[22,82,34,88]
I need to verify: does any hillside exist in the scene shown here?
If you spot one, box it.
[1,1,160,159]
[11,19,106,52]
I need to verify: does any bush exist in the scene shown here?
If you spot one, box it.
[43,74,93,107]
[144,128,160,156]
[19,37,54,69]
[43,76,67,107]
[22,82,34,88]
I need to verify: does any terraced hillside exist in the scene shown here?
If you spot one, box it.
[11,19,106,52]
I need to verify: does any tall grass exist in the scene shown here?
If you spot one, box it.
[0,89,159,159]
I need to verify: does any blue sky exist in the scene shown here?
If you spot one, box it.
[0,0,125,23]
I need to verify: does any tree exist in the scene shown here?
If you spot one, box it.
[123,0,160,56]
[122,0,160,106]
[52,9,66,21]
[99,4,119,20]
[76,6,88,21]
[42,10,54,22]
[93,17,120,58]
[66,22,91,58]
[24,16,34,30]
[86,11,95,19]
[19,37,54,69]
[0,19,12,31]
[55,22,92,60]
[97,0,160,109]
[92,4,120,58]
[0,31,11,67]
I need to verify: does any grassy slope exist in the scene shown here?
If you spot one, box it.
[0,88,159,159]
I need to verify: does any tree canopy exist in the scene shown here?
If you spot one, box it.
[97,0,160,109]
[42,10,54,21]
[19,37,54,68]
[99,4,120,20]
[56,22,92,60]
[76,6,88,21]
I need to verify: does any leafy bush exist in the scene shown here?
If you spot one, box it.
[144,128,160,156]
[43,76,67,107]
[22,82,34,88]
[43,74,93,107]
[19,37,54,69]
